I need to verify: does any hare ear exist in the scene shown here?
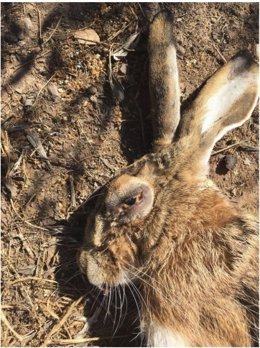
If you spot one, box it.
[180,50,259,174]
[149,10,181,151]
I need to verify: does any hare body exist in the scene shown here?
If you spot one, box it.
[78,7,259,347]
[138,177,258,346]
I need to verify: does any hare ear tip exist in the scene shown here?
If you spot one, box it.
[230,50,258,76]
[232,49,256,66]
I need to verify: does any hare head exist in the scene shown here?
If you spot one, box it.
[77,10,259,333]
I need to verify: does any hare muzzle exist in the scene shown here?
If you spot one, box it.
[78,232,139,289]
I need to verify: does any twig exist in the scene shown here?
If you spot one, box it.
[41,297,84,347]
[13,49,52,73]
[129,5,139,20]
[52,337,100,344]
[33,74,55,107]
[8,276,57,286]
[107,21,133,42]
[10,199,49,231]
[212,43,227,63]
[212,142,241,155]
[41,303,60,320]
[1,310,35,343]
[238,144,258,152]
[36,5,42,47]
[8,150,25,177]
[17,228,36,258]
[1,309,24,341]
[43,16,62,46]
[69,176,76,209]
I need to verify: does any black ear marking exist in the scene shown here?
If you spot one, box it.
[228,50,256,79]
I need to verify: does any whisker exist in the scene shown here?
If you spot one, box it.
[113,286,124,335]
[124,264,173,305]
[127,281,142,326]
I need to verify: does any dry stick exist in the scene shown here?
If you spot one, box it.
[239,144,258,152]
[107,21,133,42]
[1,309,30,342]
[69,175,76,209]
[43,16,62,46]
[33,73,56,107]
[52,334,130,345]
[8,150,25,177]
[10,199,49,231]
[41,303,60,320]
[52,337,100,345]
[17,227,35,258]
[212,142,242,155]
[41,296,84,347]
[129,5,139,20]
[36,5,42,45]
[13,49,52,73]
[212,43,227,63]
[8,276,57,286]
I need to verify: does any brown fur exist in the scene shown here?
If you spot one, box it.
[139,178,258,346]
[149,11,180,151]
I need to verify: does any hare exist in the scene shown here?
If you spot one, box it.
[78,7,259,347]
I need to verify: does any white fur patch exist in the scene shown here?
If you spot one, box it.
[201,73,256,134]
[146,321,187,347]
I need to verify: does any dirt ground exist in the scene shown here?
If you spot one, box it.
[1,3,259,347]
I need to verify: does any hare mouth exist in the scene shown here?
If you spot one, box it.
[101,283,114,296]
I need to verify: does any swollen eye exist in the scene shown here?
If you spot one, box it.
[124,197,137,206]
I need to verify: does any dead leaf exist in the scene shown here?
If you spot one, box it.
[112,30,139,61]
[110,77,124,101]
[74,28,100,45]
[26,131,48,159]
[3,177,18,199]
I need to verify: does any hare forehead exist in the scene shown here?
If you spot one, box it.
[111,174,133,189]
[111,174,142,189]
[108,175,147,203]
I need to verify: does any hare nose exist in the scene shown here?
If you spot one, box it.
[101,283,111,296]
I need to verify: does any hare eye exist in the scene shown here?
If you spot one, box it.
[124,197,137,206]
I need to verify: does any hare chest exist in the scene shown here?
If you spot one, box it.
[145,321,188,347]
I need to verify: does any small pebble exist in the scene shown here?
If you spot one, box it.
[23,17,33,34]
[24,97,34,107]
[223,154,237,171]
[119,63,128,75]
[17,31,25,40]
[177,44,186,56]
[4,32,18,43]
[210,17,217,23]
[87,86,98,95]
[48,83,60,101]
[90,95,98,103]
[74,28,100,45]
